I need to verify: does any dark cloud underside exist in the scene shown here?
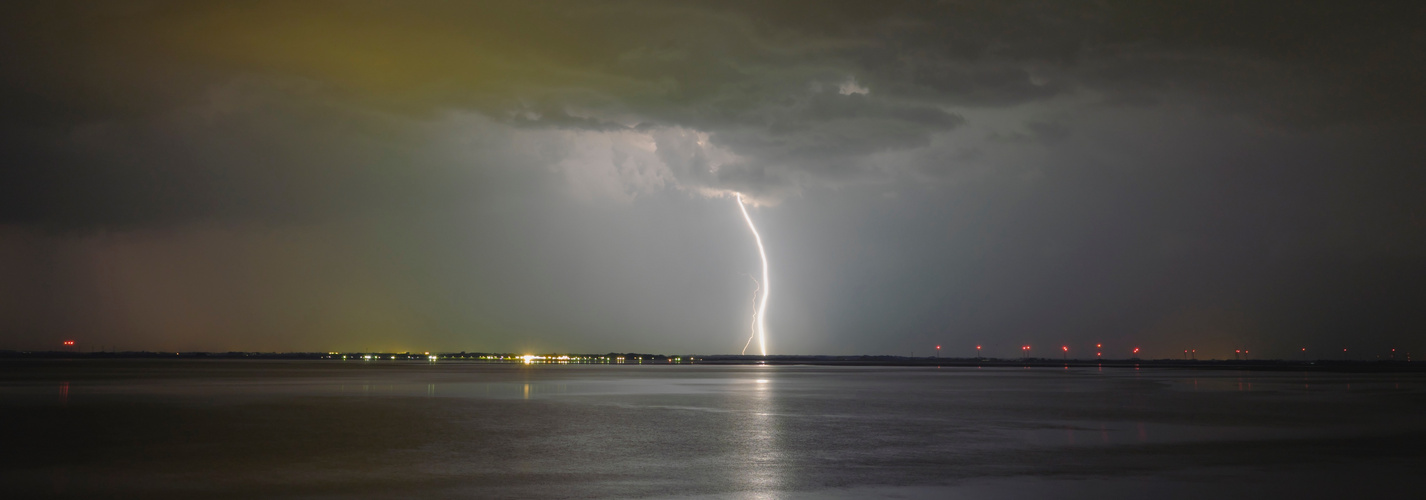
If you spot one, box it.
[0,1,1423,355]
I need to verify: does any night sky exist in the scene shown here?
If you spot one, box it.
[2,1,1423,358]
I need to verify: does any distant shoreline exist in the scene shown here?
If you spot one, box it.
[0,350,1420,372]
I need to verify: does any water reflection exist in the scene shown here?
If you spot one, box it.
[1,364,1423,499]
[737,377,782,498]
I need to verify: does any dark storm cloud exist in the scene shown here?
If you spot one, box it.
[1,1,1424,354]
[5,0,1422,226]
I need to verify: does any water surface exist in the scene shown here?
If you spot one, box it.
[2,361,1422,498]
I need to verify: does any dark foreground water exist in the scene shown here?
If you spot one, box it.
[1,361,1422,499]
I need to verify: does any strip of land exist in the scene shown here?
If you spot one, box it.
[1,350,1419,372]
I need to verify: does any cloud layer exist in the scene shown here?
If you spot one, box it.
[1,1,1424,355]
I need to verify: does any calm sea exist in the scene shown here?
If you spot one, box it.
[2,360,1422,499]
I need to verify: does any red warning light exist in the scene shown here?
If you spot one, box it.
[1062,346,1068,351]
[1133,347,1140,353]
[63,340,75,346]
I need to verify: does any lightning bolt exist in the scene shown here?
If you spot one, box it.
[736,193,769,356]
[740,274,759,355]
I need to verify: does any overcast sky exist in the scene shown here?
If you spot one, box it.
[2,1,1423,358]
